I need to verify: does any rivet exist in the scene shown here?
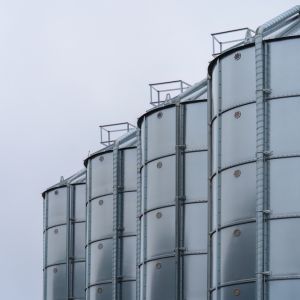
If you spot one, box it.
[233,229,241,237]
[99,156,104,162]
[97,287,103,294]
[234,52,241,60]
[234,288,241,296]
[53,267,58,273]
[156,262,162,269]
[98,243,103,250]
[234,170,241,178]
[98,199,104,206]
[234,111,241,119]
[157,161,163,169]
[54,190,59,195]
[157,112,163,119]
[54,228,59,234]
[156,212,162,219]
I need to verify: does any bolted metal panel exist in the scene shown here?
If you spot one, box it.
[138,80,208,300]
[90,239,113,283]
[146,156,176,210]
[145,257,176,300]
[146,107,176,161]
[184,255,207,299]
[185,152,208,202]
[208,6,300,300]
[46,265,67,299]
[88,284,113,299]
[47,225,67,265]
[47,187,67,227]
[220,47,256,111]
[72,261,86,298]
[220,163,256,226]
[146,207,175,259]
[184,203,207,252]
[91,152,113,198]
[42,170,86,300]
[86,131,137,300]
[220,103,256,168]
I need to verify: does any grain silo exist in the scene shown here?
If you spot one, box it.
[85,125,137,300]
[208,6,300,300]
[42,170,86,300]
[137,80,208,300]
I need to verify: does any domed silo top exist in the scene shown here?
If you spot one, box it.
[84,129,137,167]
[42,169,86,198]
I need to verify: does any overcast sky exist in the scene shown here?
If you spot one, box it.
[0,1,298,299]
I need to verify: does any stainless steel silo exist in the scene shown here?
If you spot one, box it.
[43,170,86,300]
[85,129,137,300]
[137,79,208,300]
[208,6,300,300]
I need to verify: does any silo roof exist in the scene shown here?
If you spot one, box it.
[208,6,300,75]
[42,168,86,198]
[83,129,137,167]
[137,79,207,127]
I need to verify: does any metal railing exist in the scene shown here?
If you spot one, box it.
[100,122,136,146]
[149,80,191,106]
[211,27,255,56]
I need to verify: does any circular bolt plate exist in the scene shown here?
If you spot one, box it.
[156,262,162,269]
[156,212,162,219]
[157,112,163,119]
[98,199,104,206]
[97,287,103,294]
[54,228,59,234]
[234,52,241,60]
[233,229,241,237]
[234,288,241,296]
[53,267,58,273]
[157,161,163,169]
[234,111,241,119]
[98,243,103,250]
[99,156,104,162]
[234,170,241,178]
[54,190,59,195]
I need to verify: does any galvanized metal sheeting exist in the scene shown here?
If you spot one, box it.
[42,6,300,300]
[43,170,86,300]
[137,81,208,300]
[208,6,300,300]
[85,130,137,300]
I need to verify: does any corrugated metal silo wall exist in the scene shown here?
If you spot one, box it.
[85,133,137,299]
[43,172,86,300]
[137,83,208,300]
[208,6,300,300]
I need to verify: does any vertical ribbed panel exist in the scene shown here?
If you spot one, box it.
[255,33,266,300]
[136,128,142,300]
[43,193,48,300]
[86,163,92,299]
[216,59,222,300]
[112,143,119,300]
[175,103,186,300]
[142,118,148,300]
[207,77,212,300]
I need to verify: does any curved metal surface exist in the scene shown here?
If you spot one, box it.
[209,8,300,299]
[138,83,208,300]
[43,170,86,300]
[85,132,137,300]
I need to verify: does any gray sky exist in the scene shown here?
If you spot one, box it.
[0,0,298,299]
